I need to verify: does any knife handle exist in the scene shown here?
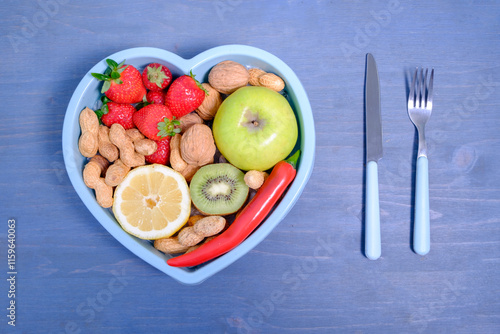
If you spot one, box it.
[365,160,381,260]
[413,156,430,256]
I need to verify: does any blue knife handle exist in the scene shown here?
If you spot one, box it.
[365,160,381,260]
[414,156,430,256]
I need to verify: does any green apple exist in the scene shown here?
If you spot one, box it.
[213,86,298,171]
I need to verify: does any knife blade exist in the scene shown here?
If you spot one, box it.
[364,53,382,260]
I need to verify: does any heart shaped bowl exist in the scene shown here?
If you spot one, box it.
[62,45,315,284]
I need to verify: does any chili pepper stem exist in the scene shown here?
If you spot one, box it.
[286,150,300,169]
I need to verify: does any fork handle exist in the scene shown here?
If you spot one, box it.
[414,156,430,255]
[365,160,381,260]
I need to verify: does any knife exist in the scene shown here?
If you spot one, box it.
[364,53,383,260]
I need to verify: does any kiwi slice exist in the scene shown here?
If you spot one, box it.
[190,163,249,215]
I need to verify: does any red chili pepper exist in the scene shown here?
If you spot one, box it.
[167,150,301,267]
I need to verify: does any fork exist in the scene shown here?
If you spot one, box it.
[408,68,434,256]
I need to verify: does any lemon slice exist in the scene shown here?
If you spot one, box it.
[113,164,191,240]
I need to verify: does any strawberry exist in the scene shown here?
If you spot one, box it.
[92,59,146,104]
[146,90,166,105]
[165,71,207,118]
[142,63,172,91]
[145,138,170,165]
[132,104,180,141]
[95,97,135,129]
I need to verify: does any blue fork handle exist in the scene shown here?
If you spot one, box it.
[365,160,381,260]
[414,156,430,255]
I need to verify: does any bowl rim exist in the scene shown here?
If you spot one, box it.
[62,44,315,285]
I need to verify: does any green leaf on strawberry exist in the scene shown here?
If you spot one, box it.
[106,59,118,68]
[94,109,104,121]
[91,73,110,81]
[147,66,170,89]
[189,70,208,95]
[94,96,110,120]
[91,58,129,94]
[157,117,181,138]
[102,81,111,93]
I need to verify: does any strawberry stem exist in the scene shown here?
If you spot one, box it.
[91,59,128,93]
[94,95,110,119]
[157,116,181,138]
[147,64,170,89]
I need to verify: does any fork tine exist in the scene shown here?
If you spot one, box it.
[427,69,434,109]
[408,67,417,108]
[423,68,428,107]
[416,68,423,108]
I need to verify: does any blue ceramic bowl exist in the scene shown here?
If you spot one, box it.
[62,45,315,284]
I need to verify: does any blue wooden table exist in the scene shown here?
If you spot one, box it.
[1,1,499,333]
